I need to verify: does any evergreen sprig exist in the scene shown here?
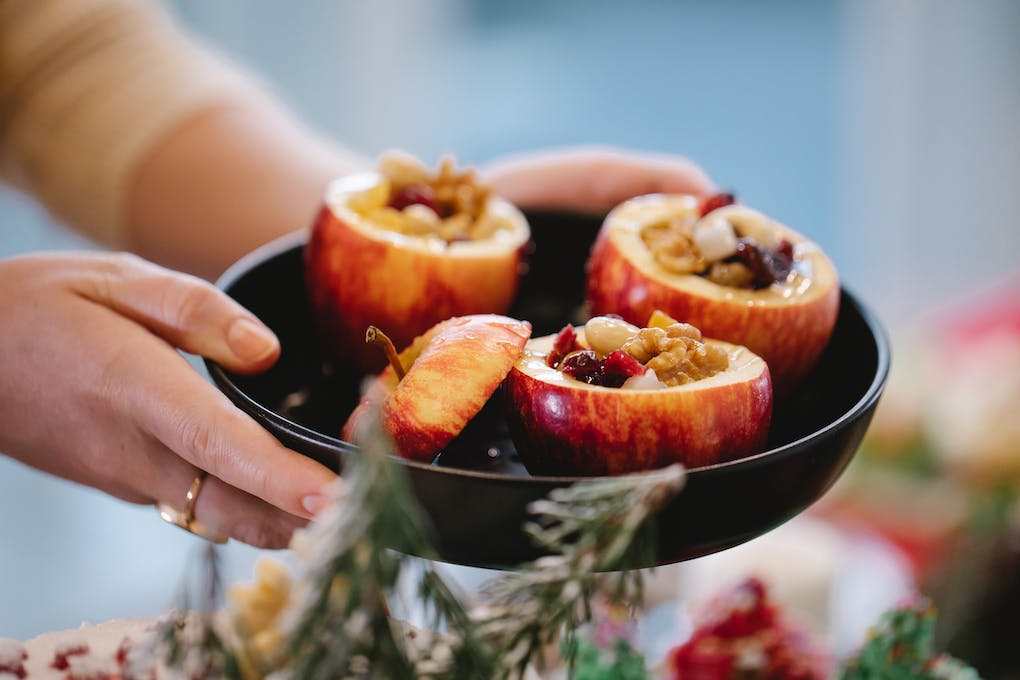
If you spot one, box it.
[838,597,983,680]
[156,410,684,679]
[281,414,462,679]
[471,464,684,678]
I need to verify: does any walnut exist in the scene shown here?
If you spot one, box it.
[621,323,728,386]
[352,154,502,243]
[640,220,706,275]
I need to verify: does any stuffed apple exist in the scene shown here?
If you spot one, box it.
[586,193,839,388]
[504,312,772,476]
[306,151,531,371]
[342,314,532,463]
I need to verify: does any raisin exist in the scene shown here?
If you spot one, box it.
[601,350,647,388]
[733,239,793,289]
[559,350,604,385]
[698,192,736,217]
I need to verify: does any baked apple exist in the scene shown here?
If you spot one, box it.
[306,151,531,371]
[586,193,839,388]
[342,314,532,463]
[504,312,772,476]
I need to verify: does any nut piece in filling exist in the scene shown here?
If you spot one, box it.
[348,150,511,244]
[305,151,531,372]
[586,192,840,388]
[639,192,795,289]
[505,310,772,475]
[546,313,730,389]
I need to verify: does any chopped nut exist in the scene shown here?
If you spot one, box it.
[438,213,471,242]
[352,154,500,244]
[621,323,728,386]
[640,221,705,275]
[640,208,795,289]
[402,204,442,235]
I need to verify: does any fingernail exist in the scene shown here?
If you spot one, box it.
[227,317,278,362]
[301,494,331,516]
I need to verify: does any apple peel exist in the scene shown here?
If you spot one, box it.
[343,314,532,463]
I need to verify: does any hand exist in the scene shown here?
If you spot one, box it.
[0,252,337,548]
[482,145,716,214]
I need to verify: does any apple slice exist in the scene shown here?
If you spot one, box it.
[586,194,839,388]
[504,319,772,476]
[342,314,532,463]
[306,153,531,372]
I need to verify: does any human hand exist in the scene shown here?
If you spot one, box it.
[0,252,337,548]
[482,145,716,214]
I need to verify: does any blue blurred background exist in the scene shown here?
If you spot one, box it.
[1,0,1017,640]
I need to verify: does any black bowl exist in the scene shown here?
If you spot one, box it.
[207,212,889,569]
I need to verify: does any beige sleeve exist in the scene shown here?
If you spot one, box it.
[0,0,267,246]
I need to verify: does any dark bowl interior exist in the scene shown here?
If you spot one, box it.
[207,212,889,569]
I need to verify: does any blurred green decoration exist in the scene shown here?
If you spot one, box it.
[839,597,981,680]
[565,634,650,680]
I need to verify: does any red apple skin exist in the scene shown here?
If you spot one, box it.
[505,334,773,476]
[585,196,839,389]
[343,315,531,463]
[306,174,530,372]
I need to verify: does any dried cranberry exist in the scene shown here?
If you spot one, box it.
[559,350,604,385]
[387,184,439,214]
[698,192,736,217]
[547,325,580,368]
[0,664,26,679]
[0,651,26,680]
[776,239,794,261]
[601,350,647,388]
[115,637,132,668]
[51,644,88,670]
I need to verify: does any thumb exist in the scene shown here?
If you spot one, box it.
[73,253,280,374]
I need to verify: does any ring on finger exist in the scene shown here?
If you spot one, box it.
[157,471,228,544]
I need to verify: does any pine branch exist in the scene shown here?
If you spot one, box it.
[281,414,439,679]
[470,464,685,679]
[150,404,685,679]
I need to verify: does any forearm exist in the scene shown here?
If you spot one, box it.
[126,98,365,280]
[0,0,364,279]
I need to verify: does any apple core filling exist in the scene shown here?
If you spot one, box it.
[639,192,797,290]
[346,151,514,244]
[545,313,729,389]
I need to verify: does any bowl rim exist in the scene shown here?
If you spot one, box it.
[208,228,890,485]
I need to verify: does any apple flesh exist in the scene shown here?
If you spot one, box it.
[306,172,531,372]
[343,314,532,463]
[504,327,772,476]
[586,194,839,388]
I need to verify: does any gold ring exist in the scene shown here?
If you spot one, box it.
[157,472,228,544]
